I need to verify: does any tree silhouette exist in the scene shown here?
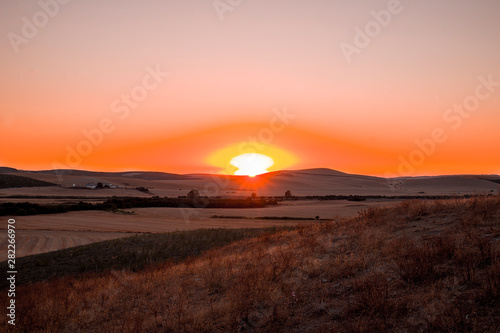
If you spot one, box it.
[285,190,292,198]
[187,189,200,200]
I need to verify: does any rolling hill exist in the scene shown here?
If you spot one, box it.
[0,174,57,189]
[0,167,498,196]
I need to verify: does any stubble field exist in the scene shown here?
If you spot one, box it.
[0,199,395,258]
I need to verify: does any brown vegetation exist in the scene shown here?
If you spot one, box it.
[2,195,499,332]
[1,228,288,289]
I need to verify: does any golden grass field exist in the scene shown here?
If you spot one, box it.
[1,230,127,258]
[0,199,394,258]
[1,195,498,332]
[1,168,498,259]
[0,170,499,331]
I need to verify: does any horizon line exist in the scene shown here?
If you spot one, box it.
[1,166,499,179]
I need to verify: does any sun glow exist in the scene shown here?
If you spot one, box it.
[207,142,298,175]
[230,153,274,177]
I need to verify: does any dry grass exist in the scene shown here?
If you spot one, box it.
[2,195,500,332]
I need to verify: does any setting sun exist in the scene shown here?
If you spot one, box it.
[207,142,298,175]
[230,153,274,177]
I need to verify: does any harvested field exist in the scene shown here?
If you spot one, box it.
[3,195,498,332]
[0,230,127,258]
[0,200,395,257]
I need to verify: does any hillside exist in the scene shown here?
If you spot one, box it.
[0,174,57,189]
[2,195,499,332]
[0,227,289,289]
[0,167,18,173]
[37,169,197,181]
[1,167,498,197]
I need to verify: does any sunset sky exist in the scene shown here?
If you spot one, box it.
[1,0,499,177]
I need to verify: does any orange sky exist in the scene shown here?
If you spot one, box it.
[1,0,499,177]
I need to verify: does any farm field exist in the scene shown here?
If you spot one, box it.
[0,199,395,258]
[2,195,499,332]
[1,167,498,260]
[0,230,127,258]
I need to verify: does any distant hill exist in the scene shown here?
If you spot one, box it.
[0,167,498,196]
[0,167,18,173]
[478,177,500,185]
[30,169,197,181]
[0,174,57,188]
[263,168,349,177]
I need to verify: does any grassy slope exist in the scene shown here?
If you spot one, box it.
[0,227,291,289]
[2,196,500,332]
